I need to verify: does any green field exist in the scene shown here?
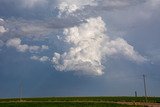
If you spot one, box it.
[0,102,141,107]
[0,96,160,103]
[0,96,160,107]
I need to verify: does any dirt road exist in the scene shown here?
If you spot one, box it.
[116,102,160,107]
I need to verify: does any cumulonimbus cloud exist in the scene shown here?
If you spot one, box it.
[52,17,147,75]
[52,17,106,75]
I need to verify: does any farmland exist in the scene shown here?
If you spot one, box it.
[0,96,160,107]
[0,96,160,103]
[0,102,142,107]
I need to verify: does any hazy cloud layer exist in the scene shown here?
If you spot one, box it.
[21,0,48,8]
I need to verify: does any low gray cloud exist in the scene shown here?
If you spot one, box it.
[6,38,49,53]
[30,55,50,62]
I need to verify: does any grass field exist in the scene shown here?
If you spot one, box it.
[0,96,160,103]
[0,96,160,107]
[0,102,142,107]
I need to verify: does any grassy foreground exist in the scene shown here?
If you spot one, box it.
[0,96,160,103]
[0,96,160,107]
[0,102,141,107]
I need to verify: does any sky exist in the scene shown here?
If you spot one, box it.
[0,0,160,98]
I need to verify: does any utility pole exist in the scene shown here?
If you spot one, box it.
[19,81,22,102]
[135,91,137,97]
[143,74,147,102]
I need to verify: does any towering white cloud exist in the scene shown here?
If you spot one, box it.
[52,17,146,75]
[52,17,106,75]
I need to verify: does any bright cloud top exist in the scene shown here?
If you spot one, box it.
[52,17,146,75]
[0,18,7,34]
[57,0,97,17]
